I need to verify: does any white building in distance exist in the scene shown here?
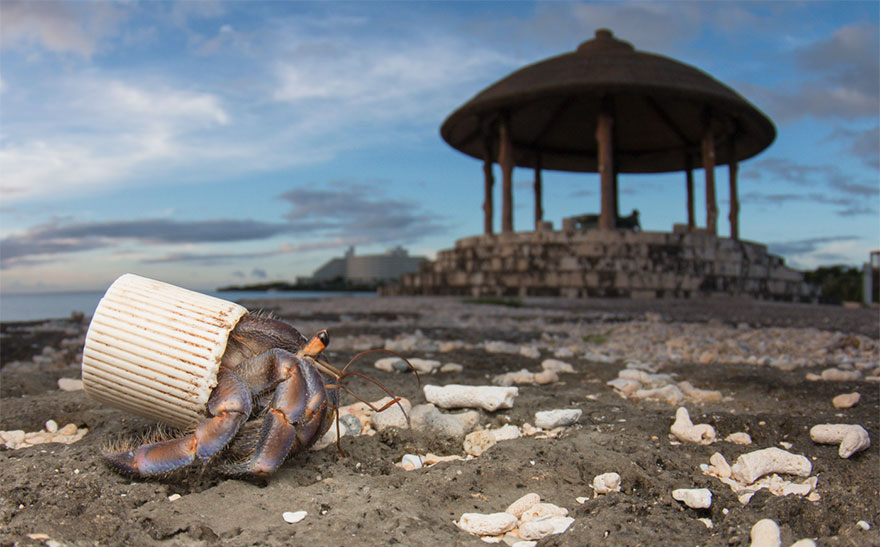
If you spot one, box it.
[305,246,426,285]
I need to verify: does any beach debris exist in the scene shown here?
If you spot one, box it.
[370,397,413,431]
[457,512,518,536]
[702,449,817,504]
[670,407,716,445]
[282,511,307,524]
[167,494,181,502]
[463,430,497,457]
[439,363,464,373]
[672,488,712,509]
[399,454,424,470]
[456,493,572,542]
[57,377,84,391]
[857,520,871,531]
[831,392,860,409]
[809,424,871,458]
[750,518,781,547]
[0,423,87,450]
[607,367,721,405]
[534,409,582,429]
[725,432,752,445]
[730,447,811,484]
[374,357,439,374]
[424,384,518,411]
[806,368,862,382]
[492,359,575,386]
[591,472,621,496]
[410,404,480,439]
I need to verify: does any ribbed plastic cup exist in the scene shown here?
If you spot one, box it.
[81,274,249,429]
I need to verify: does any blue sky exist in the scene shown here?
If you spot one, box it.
[1,1,878,293]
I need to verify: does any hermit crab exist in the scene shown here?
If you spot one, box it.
[81,274,412,478]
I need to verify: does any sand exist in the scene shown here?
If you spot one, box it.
[1,296,878,545]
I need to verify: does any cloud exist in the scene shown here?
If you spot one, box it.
[740,156,878,215]
[0,0,125,57]
[828,124,880,170]
[2,78,230,202]
[767,235,865,269]
[2,182,447,268]
[748,22,879,122]
[0,218,294,269]
[279,182,447,245]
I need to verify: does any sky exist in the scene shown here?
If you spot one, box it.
[1,1,878,294]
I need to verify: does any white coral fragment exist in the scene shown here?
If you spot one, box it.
[591,472,621,495]
[730,447,811,484]
[810,424,871,458]
[424,384,518,411]
[672,488,712,509]
[670,407,716,445]
[750,518,781,547]
[456,512,518,536]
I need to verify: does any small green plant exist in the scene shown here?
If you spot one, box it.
[583,329,612,345]
[461,296,523,308]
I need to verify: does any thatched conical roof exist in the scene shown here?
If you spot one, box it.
[441,29,775,173]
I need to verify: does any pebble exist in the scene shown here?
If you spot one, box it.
[410,404,479,440]
[534,409,582,429]
[750,518,781,547]
[167,494,181,502]
[370,397,413,431]
[282,511,307,524]
[809,424,871,458]
[424,384,518,412]
[632,385,685,406]
[517,516,574,540]
[832,392,860,409]
[505,493,540,518]
[45,420,58,433]
[591,472,621,495]
[57,378,84,391]
[0,424,87,450]
[440,363,463,373]
[463,430,497,457]
[725,432,752,445]
[519,502,568,523]
[857,520,871,531]
[541,359,575,374]
[457,512,518,536]
[339,414,363,436]
[400,454,424,470]
[670,407,716,445]
[819,368,862,382]
[672,488,712,509]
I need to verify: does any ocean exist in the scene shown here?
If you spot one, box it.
[0,289,374,323]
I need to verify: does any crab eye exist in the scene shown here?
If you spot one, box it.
[317,330,330,348]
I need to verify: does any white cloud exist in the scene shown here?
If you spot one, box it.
[1,77,230,202]
[0,0,124,57]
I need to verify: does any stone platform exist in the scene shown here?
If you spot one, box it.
[383,230,816,300]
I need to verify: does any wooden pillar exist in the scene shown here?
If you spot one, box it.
[498,117,514,233]
[728,139,739,240]
[685,155,695,230]
[702,112,717,235]
[597,98,616,230]
[482,132,495,235]
[534,154,543,230]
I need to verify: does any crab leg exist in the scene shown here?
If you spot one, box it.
[220,356,336,476]
[103,369,252,476]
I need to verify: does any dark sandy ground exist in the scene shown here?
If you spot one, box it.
[1,296,878,546]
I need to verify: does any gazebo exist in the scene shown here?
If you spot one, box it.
[440,29,776,238]
[385,30,815,301]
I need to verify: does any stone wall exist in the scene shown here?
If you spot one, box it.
[382,230,817,300]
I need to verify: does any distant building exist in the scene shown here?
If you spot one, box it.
[305,246,426,285]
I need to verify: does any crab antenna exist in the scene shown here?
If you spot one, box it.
[339,348,422,389]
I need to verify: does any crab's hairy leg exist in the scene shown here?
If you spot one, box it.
[220,357,335,477]
[103,369,252,476]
